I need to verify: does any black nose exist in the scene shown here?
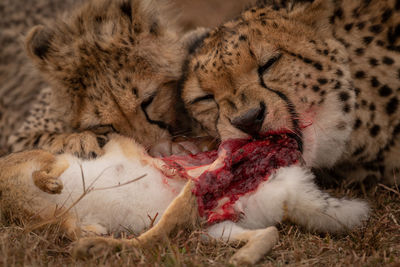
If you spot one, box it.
[231,103,266,137]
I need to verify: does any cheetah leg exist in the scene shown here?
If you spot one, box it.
[206,221,279,265]
[73,180,199,258]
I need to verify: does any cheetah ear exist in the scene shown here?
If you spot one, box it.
[25,25,54,61]
[180,27,210,55]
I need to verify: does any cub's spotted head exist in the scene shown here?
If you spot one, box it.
[25,0,190,147]
[181,0,356,167]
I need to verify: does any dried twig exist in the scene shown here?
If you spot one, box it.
[378,183,400,197]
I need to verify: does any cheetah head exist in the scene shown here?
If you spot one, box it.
[181,0,356,167]
[25,0,196,147]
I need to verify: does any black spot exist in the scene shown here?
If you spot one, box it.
[354,118,362,130]
[339,91,350,102]
[239,35,248,41]
[386,97,398,114]
[387,24,400,45]
[379,85,393,96]
[381,8,393,23]
[330,8,344,24]
[352,145,365,155]
[336,69,343,76]
[334,81,342,89]
[369,103,376,111]
[396,0,400,10]
[312,85,320,92]
[369,58,379,66]
[317,78,328,85]
[355,71,365,79]
[120,1,132,21]
[361,99,367,106]
[371,76,380,87]
[376,40,385,46]
[356,22,365,30]
[132,87,138,97]
[95,16,103,23]
[355,48,364,56]
[150,22,159,35]
[370,125,381,137]
[344,23,354,31]
[89,152,98,159]
[369,24,383,34]
[313,62,323,70]
[134,23,142,34]
[393,123,400,135]
[240,93,248,103]
[343,104,351,113]
[363,36,374,45]
[382,56,394,65]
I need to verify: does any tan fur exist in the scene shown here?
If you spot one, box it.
[0,150,75,236]
[181,0,400,185]
[2,0,193,159]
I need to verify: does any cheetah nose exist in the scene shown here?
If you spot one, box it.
[231,102,266,137]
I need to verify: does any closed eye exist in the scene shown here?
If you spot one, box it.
[189,94,215,105]
[141,92,157,107]
[258,54,282,75]
[88,124,118,134]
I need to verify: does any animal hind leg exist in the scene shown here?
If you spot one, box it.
[73,181,199,258]
[206,221,279,265]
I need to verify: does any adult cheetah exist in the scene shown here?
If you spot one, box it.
[181,0,400,185]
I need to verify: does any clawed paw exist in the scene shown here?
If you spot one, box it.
[45,132,108,159]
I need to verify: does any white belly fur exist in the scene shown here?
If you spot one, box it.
[42,145,186,234]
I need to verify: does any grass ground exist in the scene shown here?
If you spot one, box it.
[1,184,399,266]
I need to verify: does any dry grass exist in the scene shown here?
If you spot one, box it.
[1,185,399,266]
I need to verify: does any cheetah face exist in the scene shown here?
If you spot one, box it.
[181,1,356,167]
[25,0,191,147]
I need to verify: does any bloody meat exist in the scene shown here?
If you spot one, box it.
[162,134,301,224]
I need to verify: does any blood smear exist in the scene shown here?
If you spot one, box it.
[162,134,300,224]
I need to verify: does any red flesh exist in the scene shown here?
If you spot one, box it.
[162,134,300,224]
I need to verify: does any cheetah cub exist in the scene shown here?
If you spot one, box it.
[5,0,198,159]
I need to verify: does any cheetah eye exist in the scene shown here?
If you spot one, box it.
[189,94,215,105]
[142,92,157,106]
[258,54,282,75]
[88,124,118,135]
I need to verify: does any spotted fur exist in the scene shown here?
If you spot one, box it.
[0,0,197,159]
[181,0,400,185]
